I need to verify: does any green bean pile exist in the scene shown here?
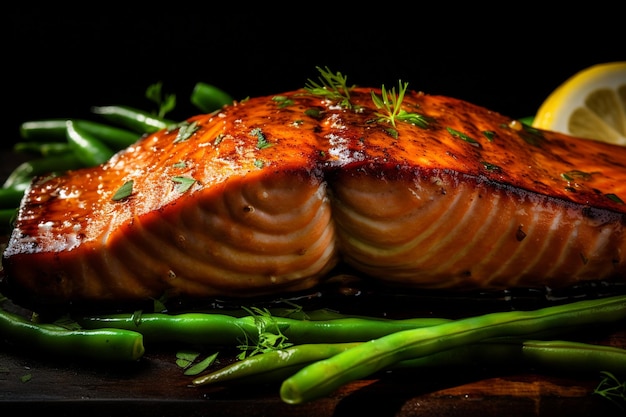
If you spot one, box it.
[0,82,233,231]
[1,80,625,407]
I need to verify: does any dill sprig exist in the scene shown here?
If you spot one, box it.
[594,371,626,411]
[371,80,429,129]
[236,307,293,359]
[304,66,354,109]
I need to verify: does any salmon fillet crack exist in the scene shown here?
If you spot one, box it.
[3,88,626,305]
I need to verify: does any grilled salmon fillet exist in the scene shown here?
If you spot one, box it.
[3,87,626,306]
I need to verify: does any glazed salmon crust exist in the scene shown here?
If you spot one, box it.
[3,87,626,305]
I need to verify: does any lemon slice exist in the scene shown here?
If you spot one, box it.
[532,62,626,145]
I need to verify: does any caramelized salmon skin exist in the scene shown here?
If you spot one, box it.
[3,88,626,305]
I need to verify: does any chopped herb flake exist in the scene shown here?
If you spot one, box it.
[304,108,323,119]
[272,95,294,108]
[447,127,480,147]
[184,352,219,376]
[176,350,200,369]
[112,180,134,201]
[606,193,624,204]
[481,161,501,172]
[561,170,592,181]
[172,176,196,193]
[173,121,200,143]
[384,127,399,139]
[482,130,495,141]
[251,127,273,149]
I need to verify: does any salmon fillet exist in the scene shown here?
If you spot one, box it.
[3,87,626,306]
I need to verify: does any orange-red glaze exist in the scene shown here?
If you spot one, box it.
[3,88,626,305]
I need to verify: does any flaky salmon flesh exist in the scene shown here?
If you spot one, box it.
[3,87,626,306]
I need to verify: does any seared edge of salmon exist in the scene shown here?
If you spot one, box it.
[3,88,626,305]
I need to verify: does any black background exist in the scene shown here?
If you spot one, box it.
[6,4,625,149]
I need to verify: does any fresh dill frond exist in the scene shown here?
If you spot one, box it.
[593,371,626,411]
[304,66,354,109]
[371,80,429,130]
[236,307,293,359]
[145,81,176,118]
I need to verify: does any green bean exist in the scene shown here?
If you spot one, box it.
[91,105,175,134]
[193,342,361,386]
[0,208,17,230]
[394,339,626,374]
[279,295,626,404]
[0,305,145,362]
[13,141,73,156]
[65,120,115,166]
[72,120,141,150]
[190,82,233,113]
[516,340,626,374]
[19,120,68,141]
[19,119,141,151]
[0,187,26,208]
[76,311,451,346]
[192,339,626,387]
[2,153,85,190]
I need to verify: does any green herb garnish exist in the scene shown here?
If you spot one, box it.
[171,176,196,193]
[146,81,176,118]
[236,307,293,360]
[183,352,219,376]
[594,371,626,411]
[173,121,199,143]
[482,130,496,141]
[606,193,625,204]
[447,127,480,147]
[304,66,354,109]
[251,127,273,149]
[272,95,294,108]
[481,161,501,172]
[371,81,429,129]
[561,170,592,181]
[112,180,134,201]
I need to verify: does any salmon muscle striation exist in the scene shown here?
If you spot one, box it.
[2,87,626,306]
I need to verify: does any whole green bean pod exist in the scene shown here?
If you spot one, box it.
[0,187,26,208]
[190,82,233,113]
[0,306,145,362]
[394,339,626,375]
[193,342,361,386]
[65,120,115,166]
[76,311,451,346]
[19,119,68,141]
[2,153,85,190]
[19,119,140,151]
[279,295,626,404]
[13,141,73,156]
[72,120,141,150]
[193,339,626,387]
[91,105,175,134]
[0,208,17,230]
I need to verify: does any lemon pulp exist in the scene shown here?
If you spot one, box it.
[532,62,626,145]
